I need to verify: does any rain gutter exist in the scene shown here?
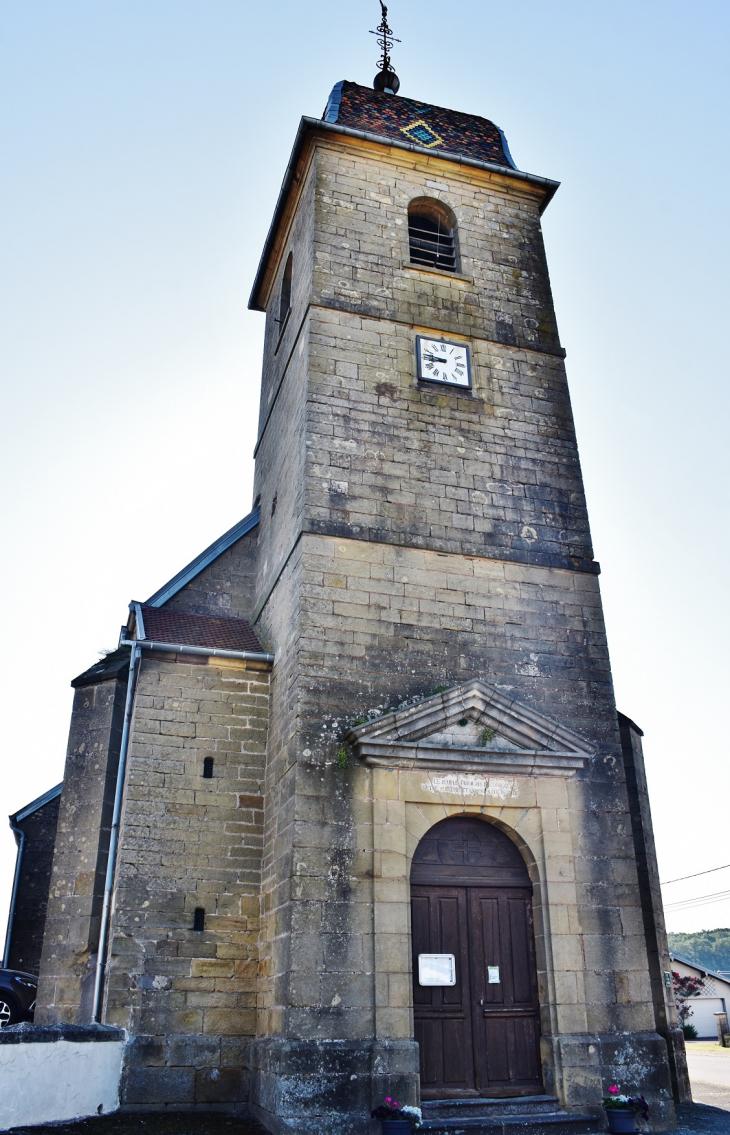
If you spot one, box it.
[91,640,141,1023]
[3,821,25,969]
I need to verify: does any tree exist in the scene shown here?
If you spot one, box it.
[672,970,705,1025]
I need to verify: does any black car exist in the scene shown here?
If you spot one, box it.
[0,969,37,1026]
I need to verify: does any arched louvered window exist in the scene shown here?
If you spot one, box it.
[408,199,458,272]
[278,252,292,326]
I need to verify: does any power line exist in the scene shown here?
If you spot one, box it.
[664,888,730,912]
[661,863,730,886]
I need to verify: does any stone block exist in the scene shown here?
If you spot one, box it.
[195,1067,249,1102]
[123,1034,166,1069]
[122,1066,196,1105]
[166,1033,221,1067]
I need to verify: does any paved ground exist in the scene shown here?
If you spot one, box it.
[684,1040,730,1115]
[7,1103,730,1134]
[9,1116,268,1135]
[672,1101,730,1133]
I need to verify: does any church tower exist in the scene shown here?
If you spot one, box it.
[242,70,685,1132]
[29,38,687,1135]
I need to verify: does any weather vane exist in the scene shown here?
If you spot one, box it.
[370,1,401,94]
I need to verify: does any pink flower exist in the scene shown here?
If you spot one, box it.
[608,1086,619,1095]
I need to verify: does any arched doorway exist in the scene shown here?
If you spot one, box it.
[410,815,542,1098]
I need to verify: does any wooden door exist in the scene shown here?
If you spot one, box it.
[410,816,542,1099]
[411,886,476,1094]
[468,888,542,1095]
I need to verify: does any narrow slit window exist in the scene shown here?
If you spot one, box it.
[203,756,214,779]
[408,200,457,272]
[278,252,292,326]
[193,907,205,932]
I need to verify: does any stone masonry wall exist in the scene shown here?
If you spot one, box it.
[294,533,645,1035]
[257,160,315,434]
[102,653,269,1110]
[36,674,127,1024]
[310,137,562,357]
[164,527,260,623]
[619,713,690,1103]
[6,793,61,975]
[302,140,594,572]
[244,131,674,1131]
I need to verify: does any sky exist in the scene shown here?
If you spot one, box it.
[0,0,728,944]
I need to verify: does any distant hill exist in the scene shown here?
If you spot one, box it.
[668,929,730,974]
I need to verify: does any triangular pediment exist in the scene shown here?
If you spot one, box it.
[345,679,594,776]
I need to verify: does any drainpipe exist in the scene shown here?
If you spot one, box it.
[3,819,25,969]
[91,641,141,1023]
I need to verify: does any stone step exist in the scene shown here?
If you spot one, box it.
[423,1096,563,1119]
[420,1108,604,1135]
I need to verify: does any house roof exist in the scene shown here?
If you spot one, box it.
[136,605,264,654]
[324,81,517,170]
[10,783,63,826]
[145,507,259,608]
[670,952,730,987]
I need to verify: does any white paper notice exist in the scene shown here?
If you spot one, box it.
[418,954,456,986]
[488,966,500,984]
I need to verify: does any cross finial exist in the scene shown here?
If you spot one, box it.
[370,1,401,94]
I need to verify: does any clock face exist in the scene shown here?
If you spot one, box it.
[416,336,471,388]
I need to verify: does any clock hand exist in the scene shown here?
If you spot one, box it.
[424,353,448,363]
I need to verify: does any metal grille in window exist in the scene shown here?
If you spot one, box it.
[408,213,456,271]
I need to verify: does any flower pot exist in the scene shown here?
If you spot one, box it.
[605,1109,638,1134]
[380,1122,413,1135]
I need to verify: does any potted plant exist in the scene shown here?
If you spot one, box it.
[371,1096,422,1133]
[602,1086,650,1133]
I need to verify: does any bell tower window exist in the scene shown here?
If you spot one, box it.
[408,199,457,272]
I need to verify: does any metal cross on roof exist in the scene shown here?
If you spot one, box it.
[370,1,400,76]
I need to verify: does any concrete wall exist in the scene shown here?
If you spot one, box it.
[0,1026,124,1129]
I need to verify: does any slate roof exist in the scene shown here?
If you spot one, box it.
[72,646,132,689]
[139,606,263,654]
[324,81,517,171]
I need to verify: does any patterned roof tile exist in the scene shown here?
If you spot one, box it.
[325,81,516,170]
